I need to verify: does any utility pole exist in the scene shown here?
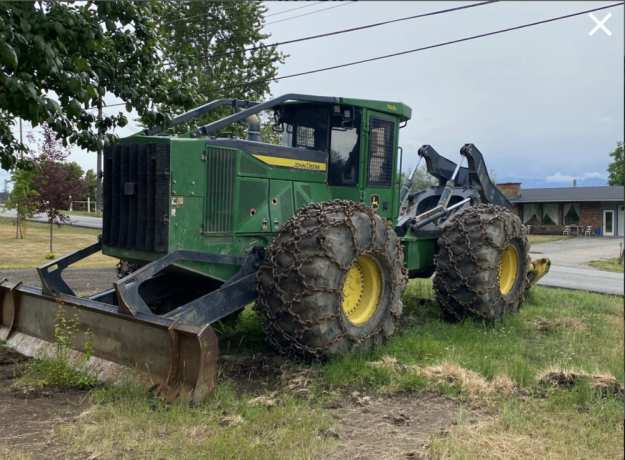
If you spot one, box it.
[96,102,102,218]
[16,118,23,239]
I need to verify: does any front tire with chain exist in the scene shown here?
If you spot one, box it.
[433,204,530,320]
[254,201,407,359]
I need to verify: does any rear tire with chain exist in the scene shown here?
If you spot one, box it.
[254,201,407,359]
[433,204,530,320]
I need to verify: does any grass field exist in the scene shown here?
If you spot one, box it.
[588,257,624,273]
[0,216,116,269]
[5,278,621,460]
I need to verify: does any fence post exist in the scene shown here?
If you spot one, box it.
[88,197,90,214]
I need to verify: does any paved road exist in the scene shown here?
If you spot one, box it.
[529,236,624,268]
[537,265,623,296]
[0,208,103,229]
[0,267,116,296]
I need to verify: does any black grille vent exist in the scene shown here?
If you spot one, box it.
[103,143,170,252]
[367,117,395,188]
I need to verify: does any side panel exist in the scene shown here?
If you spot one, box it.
[293,182,330,211]
[401,238,438,278]
[269,180,295,231]
[236,178,271,234]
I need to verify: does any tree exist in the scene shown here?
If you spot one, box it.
[4,166,38,238]
[27,124,84,252]
[607,141,624,186]
[0,1,198,171]
[155,2,286,137]
[399,163,439,194]
[83,169,97,200]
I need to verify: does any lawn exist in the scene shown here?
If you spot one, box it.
[527,234,573,244]
[5,279,622,460]
[0,216,116,269]
[588,257,624,273]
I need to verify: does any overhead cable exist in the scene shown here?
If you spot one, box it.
[175,1,497,64]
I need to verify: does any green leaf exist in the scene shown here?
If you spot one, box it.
[69,78,81,95]
[46,98,61,114]
[75,58,89,71]
[87,85,98,99]
[125,102,132,112]
[0,42,18,68]
[20,18,31,34]
[54,22,66,35]
[67,99,81,118]
[105,20,116,32]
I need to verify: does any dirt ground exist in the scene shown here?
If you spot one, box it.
[0,349,91,460]
[321,394,481,460]
[0,349,475,460]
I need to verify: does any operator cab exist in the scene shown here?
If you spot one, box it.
[273,103,362,187]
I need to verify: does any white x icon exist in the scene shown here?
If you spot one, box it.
[589,13,612,36]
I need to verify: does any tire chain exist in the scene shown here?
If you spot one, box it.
[115,260,138,279]
[434,203,530,319]
[254,200,408,359]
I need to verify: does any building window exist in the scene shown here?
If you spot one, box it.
[523,204,540,225]
[542,203,559,226]
[563,203,580,226]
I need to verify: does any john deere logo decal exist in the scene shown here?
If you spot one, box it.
[370,194,380,210]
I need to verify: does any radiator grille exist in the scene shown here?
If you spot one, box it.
[103,143,170,252]
[206,146,237,233]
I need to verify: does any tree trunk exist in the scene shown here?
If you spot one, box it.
[50,221,53,253]
[16,203,20,239]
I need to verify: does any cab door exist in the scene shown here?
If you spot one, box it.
[361,111,398,221]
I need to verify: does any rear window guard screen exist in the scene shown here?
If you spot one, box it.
[367,117,395,188]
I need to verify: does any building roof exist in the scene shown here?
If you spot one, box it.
[509,186,624,203]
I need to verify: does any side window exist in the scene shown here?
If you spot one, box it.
[328,112,361,186]
[280,106,329,151]
[367,117,395,188]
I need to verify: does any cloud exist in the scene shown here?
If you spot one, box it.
[592,115,614,123]
[546,172,605,183]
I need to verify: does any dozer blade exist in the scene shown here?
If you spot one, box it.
[527,257,551,288]
[0,279,218,405]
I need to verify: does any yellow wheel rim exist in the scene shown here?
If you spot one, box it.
[498,244,519,295]
[342,256,383,325]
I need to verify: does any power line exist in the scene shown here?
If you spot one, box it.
[265,3,326,18]
[164,1,326,26]
[176,1,497,64]
[91,2,625,110]
[264,1,356,26]
[192,2,623,96]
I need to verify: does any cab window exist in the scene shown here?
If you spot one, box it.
[280,106,329,151]
[328,111,361,186]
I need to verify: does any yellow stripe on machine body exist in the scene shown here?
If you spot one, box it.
[252,154,327,172]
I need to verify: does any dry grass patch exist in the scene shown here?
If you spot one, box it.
[537,367,624,398]
[0,217,116,269]
[367,356,518,396]
[526,317,589,332]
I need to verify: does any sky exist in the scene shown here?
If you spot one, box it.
[3,1,623,190]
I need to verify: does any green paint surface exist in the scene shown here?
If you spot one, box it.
[103,97,438,282]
